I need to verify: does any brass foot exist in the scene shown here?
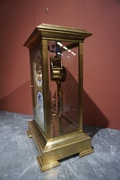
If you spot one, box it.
[79,148,94,157]
[26,130,32,138]
[36,156,60,171]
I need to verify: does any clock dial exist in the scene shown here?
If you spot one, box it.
[34,51,42,87]
[36,91,44,126]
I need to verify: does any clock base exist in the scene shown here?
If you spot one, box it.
[37,156,60,171]
[27,120,94,171]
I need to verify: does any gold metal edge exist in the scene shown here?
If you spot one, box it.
[28,120,47,152]
[79,148,94,157]
[27,120,93,171]
[45,132,91,151]
[37,23,92,35]
[24,24,92,50]
[37,156,60,172]
[28,120,93,152]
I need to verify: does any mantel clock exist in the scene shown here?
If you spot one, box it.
[24,23,93,171]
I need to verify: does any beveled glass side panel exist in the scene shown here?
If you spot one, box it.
[48,41,79,137]
[30,45,45,132]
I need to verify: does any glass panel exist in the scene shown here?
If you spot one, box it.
[48,41,79,137]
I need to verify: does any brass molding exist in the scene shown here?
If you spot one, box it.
[28,120,94,171]
[37,156,60,171]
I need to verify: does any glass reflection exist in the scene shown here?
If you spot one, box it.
[48,41,79,137]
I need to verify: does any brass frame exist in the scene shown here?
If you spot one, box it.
[24,24,94,171]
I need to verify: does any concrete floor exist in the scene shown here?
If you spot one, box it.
[0,111,120,180]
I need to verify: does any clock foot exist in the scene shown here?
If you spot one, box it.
[26,130,32,138]
[37,156,60,171]
[79,147,94,157]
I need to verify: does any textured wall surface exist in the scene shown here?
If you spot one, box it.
[0,0,120,129]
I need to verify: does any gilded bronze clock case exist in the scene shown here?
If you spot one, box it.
[24,24,94,171]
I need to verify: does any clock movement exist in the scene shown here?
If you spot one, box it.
[24,23,93,171]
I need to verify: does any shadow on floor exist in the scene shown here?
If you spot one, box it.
[83,90,109,137]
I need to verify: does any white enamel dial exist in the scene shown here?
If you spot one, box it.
[36,91,44,124]
[34,51,42,87]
